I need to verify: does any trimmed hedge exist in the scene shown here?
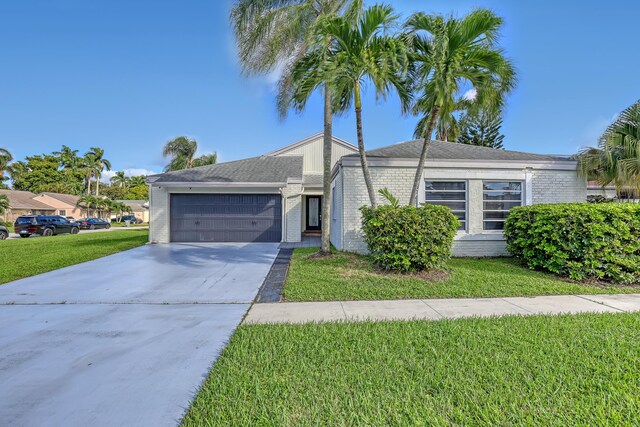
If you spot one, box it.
[360,204,459,272]
[504,203,640,283]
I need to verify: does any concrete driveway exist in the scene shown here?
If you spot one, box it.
[0,243,278,426]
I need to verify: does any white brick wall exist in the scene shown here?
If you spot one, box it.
[334,163,587,256]
[149,186,169,243]
[282,183,302,243]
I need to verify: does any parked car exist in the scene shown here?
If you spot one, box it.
[13,215,80,238]
[65,216,76,221]
[112,215,143,225]
[77,218,111,230]
[0,225,8,240]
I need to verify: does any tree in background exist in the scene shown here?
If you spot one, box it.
[85,147,111,197]
[405,9,516,204]
[578,99,640,198]
[0,194,9,215]
[231,0,361,254]
[0,148,12,188]
[110,171,129,188]
[289,5,409,208]
[163,136,217,171]
[457,110,505,149]
[11,155,65,193]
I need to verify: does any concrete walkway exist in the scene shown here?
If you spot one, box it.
[244,294,640,324]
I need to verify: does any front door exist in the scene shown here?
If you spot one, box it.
[306,196,322,231]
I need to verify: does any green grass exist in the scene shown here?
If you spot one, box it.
[0,229,148,284]
[183,313,640,426]
[284,248,639,301]
[110,222,149,227]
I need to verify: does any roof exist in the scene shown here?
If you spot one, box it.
[149,156,304,184]
[0,189,56,210]
[116,200,149,211]
[344,139,573,162]
[265,133,357,156]
[39,192,81,206]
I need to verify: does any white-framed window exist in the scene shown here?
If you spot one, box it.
[483,181,523,230]
[425,181,467,231]
[59,210,66,216]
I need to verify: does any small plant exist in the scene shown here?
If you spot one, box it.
[504,203,640,283]
[361,195,459,272]
[378,188,400,208]
[587,195,614,204]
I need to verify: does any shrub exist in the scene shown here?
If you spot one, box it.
[0,221,12,232]
[360,202,459,272]
[504,203,640,283]
[587,195,614,204]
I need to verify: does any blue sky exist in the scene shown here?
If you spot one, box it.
[1,0,638,178]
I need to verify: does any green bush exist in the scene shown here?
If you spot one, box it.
[504,203,640,283]
[360,203,459,272]
[0,221,13,232]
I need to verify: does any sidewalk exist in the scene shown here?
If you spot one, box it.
[244,294,640,324]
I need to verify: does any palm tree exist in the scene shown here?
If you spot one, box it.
[129,175,147,187]
[192,153,218,168]
[289,5,409,208]
[110,171,129,188]
[231,0,361,253]
[405,9,516,204]
[0,148,12,184]
[85,147,111,197]
[77,195,98,217]
[163,136,198,171]
[0,194,9,217]
[578,100,640,198]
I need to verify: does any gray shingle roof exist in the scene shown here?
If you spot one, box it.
[344,140,572,161]
[150,156,303,184]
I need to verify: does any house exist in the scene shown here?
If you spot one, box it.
[31,192,83,219]
[331,139,586,256]
[147,133,357,243]
[0,189,56,222]
[114,200,149,223]
[147,134,587,256]
[586,181,617,199]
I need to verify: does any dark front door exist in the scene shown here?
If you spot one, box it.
[170,194,282,242]
[306,196,322,231]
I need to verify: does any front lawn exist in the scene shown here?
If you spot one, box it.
[183,313,640,426]
[284,248,638,301]
[0,229,148,284]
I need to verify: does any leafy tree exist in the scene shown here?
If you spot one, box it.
[457,110,505,149]
[405,9,516,204]
[11,155,66,193]
[578,99,640,198]
[0,194,9,215]
[110,171,129,188]
[0,148,12,185]
[289,4,409,208]
[125,185,149,200]
[231,0,361,254]
[128,175,146,187]
[163,136,217,171]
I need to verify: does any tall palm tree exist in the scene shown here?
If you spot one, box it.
[85,147,111,196]
[110,171,129,188]
[0,148,12,184]
[289,5,409,207]
[129,175,147,187]
[578,100,640,198]
[405,9,516,204]
[162,136,198,171]
[231,0,361,254]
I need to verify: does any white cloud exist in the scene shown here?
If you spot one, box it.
[462,88,477,101]
[101,168,159,183]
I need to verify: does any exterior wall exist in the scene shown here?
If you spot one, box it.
[531,169,587,203]
[330,169,344,250]
[149,184,303,244]
[335,163,586,257]
[274,136,357,175]
[32,195,83,218]
[587,187,617,199]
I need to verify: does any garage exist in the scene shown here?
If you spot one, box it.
[169,194,282,243]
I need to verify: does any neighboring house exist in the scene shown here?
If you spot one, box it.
[147,133,357,243]
[114,200,149,223]
[31,192,83,219]
[331,140,586,256]
[0,189,56,222]
[147,134,587,256]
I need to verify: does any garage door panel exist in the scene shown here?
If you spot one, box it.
[170,194,282,242]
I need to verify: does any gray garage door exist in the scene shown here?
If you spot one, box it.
[170,194,282,242]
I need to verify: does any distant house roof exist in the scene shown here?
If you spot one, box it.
[116,200,149,212]
[39,192,81,207]
[148,156,304,184]
[343,140,573,162]
[0,189,55,211]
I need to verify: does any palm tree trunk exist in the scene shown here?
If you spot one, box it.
[320,85,333,254]
[95,172,100,196]
[409,105,441,205]
[354,82,377,208]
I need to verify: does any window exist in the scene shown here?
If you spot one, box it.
[425,181,467,230]
[483,181,523,230]
[59,210,66,216]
